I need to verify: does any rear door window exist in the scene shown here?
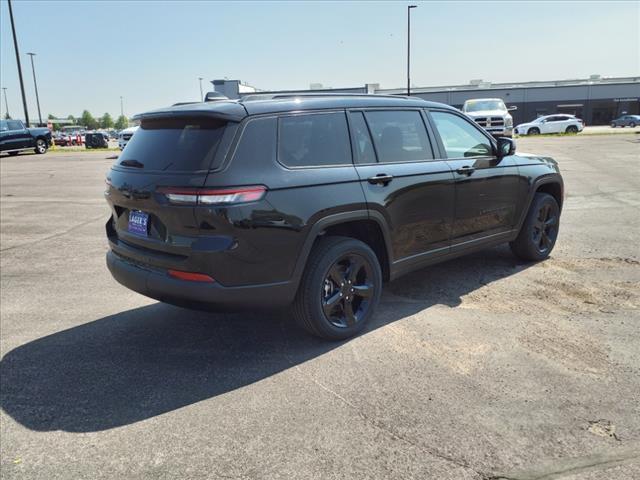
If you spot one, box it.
[278,112,352,167]
[364,110,433,163]
[117,117,227,171]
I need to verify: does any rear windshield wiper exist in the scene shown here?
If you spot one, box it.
[119,159,144,168]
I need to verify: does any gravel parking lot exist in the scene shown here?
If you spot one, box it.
[1,134,639,479]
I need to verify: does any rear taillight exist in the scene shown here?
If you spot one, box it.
[158,186,267,206]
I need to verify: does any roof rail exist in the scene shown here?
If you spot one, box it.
[241,92,414,102]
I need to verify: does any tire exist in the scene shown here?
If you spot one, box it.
[8,151,19,156]
[610,122,617,128]
[565,125,578,134]
[630,122,636,128]
[292,236,382,340]
[510,193,560,262]
[34,138,48,154]
[528,127,540,135]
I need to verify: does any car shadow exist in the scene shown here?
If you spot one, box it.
[0,245,530,433]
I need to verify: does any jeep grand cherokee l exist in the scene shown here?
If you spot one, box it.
[105,95,563,340]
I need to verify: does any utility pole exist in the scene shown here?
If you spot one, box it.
[7,0,29,125]
[26,53,42,125]
[2,88,9,118]
[407,5,417,96]
[120,96,124,117]
[198,77,204,101]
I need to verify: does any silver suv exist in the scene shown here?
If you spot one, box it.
[462,98,515,137]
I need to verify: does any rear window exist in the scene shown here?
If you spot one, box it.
[278,112,351,168]
[117,117,226,171]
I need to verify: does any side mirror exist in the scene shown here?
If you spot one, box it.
[507,105,518,111]
[497,137,515,158]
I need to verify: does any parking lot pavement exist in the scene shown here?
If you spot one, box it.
[1,134,639,479]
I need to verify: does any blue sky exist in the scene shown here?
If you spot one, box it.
[1,0,638,120]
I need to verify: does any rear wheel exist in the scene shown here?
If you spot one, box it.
[528,127,540,135]
[510,193,560,261]
[292,236,382,340]
[565,125,578,134]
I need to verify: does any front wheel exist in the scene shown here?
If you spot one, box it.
[565,125,578,134]
[610,122,617,128]
[510,193,560,261]
[630,122,637,128]
[34,138,48,154]
[292,236,382,340]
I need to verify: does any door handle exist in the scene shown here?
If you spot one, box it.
[456,166,475,175]
[368,174,393,185]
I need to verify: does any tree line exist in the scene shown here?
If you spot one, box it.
[46,111,129,131]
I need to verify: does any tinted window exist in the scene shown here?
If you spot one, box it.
[7,120,23,131]
[233,117,276,166]
[117,117,226,171]
[431,111,492,158]
[365,110,433,163]
[278,112,351,167]
[349,112,376,164]
[0,120,7,132]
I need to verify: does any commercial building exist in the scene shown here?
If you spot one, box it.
[211,75,640,126]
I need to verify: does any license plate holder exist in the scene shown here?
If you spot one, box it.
[128,210,149,236]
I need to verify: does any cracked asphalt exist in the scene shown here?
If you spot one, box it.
[1,134,639,479]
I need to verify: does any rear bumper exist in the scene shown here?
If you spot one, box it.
[106,250,297,311]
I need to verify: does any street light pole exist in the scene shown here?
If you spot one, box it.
[2,88,9,118]
[407,5,417,96]
[120,96,124,117]
[7,0,29,125]
[26,52,42,126]
[198,77,204,101]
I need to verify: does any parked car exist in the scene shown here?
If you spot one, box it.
[85,131,109,149]
[461,98,516,137]
[0,119,51,155]
[610,114,640,128]
[105,95,564,340]
[515,114,584,135]
[118,126,139,150]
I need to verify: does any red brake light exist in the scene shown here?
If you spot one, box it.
[158,186,266,205]
[168,269,215,283]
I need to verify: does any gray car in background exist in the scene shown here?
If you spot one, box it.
[611,114,640,128]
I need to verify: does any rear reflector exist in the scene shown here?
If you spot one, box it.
[168,269,215,283]
[158,186,266,206]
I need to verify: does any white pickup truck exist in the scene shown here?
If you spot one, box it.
[462,98,516,137]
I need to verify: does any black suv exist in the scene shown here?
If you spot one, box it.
[105,95,563,340]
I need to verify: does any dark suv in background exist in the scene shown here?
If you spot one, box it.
[105,95,563,340]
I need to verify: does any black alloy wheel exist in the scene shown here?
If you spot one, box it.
[293,236,382,340]
[531,202,558,255]
[321,253,374,328]
[510,193,560,261]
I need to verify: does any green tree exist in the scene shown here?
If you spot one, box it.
[101,112,114,129]
[67,114,76,124]
[80,110,98,130]
[114,114,129,130]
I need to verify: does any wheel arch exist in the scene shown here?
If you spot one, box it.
[291,211,393,288]
[514,176,564,235]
